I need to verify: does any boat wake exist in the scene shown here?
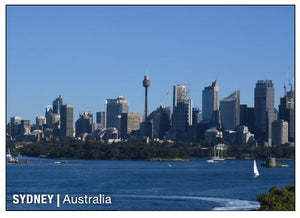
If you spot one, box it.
[114,194,260,211]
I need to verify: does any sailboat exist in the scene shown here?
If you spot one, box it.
[253,160,260,177]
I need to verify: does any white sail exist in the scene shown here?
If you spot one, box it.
[253,160,260,177]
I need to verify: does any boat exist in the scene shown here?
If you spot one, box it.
[8,157,19,164]
[54,160,69,164]
[7,154,19,163]
[253,160,260,177]
[7,148,19,164]
[206,159,215,163]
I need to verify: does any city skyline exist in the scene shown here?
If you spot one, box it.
[7,5,294,123]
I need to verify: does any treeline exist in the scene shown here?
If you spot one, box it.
[17,139,208,160]
[226,145,295,159]
[11,139,295,160]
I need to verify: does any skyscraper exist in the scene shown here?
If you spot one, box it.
[240,104,247,126]
[220,90,240,130]
[272,120,289,145]
[147,106,171,139]
[36,116,46,130]
[192,108,202,125]
[254,80,275,142]
[52,95,63,114]
[172,99,192,133]
[60,104,74,137]
[120,112,143,139]
[105,96,129,133]
[240,104,255,133]
[75,112,93,137]
[96,111,106,128]
[202,80,219,123]
[279,89,295,142]
[10,116,22,138]
[172,85,192,139]
[173,85,187,109]
[20,120,30,135]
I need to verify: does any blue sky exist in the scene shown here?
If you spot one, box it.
[7,5,294,123]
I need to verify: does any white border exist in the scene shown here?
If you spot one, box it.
[1,1,298,218]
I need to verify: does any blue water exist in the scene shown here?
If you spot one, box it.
[6,157,294,211]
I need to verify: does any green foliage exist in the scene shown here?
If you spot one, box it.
[257,186,295,211]
[17,139,193,160]
[226,145,294,159]
[11,138,294,161]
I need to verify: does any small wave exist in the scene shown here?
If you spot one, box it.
[212,198,260,211]
[114,194,260,211]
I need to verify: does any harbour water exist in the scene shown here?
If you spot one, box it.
[6,157,294,211]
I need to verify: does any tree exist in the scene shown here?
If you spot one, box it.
[257,186,295,211]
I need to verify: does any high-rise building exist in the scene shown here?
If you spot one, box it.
[279,89,295,142]
[45,105,60,136]
[36,116,46,130]
[240,104,255,133]
[220,90,240,130]
[52,95,63,114]
[105,96,129,134]
[172,84,192,140]
[120,112,143,139]
[202,80,219,123]
[254,80,275,142]
[272,120,289,145]
[240,104,248,126]
[47,113,60,127]
[173,85,187,109]
[21,120,31,135]
[96,112,106,128]
[60,104,74,137]
[45,106,53,124]
[10,116,22,138]
[172,99,192,133]
[147,106,171,139]
[192,108,202,125]
[247,107,255,133]
[75,112,93,137]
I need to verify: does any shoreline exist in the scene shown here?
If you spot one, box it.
[15,155,295,162]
